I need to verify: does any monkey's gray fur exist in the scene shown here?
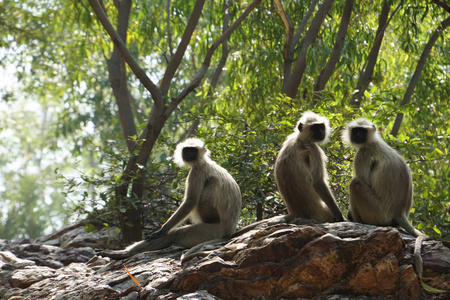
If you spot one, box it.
[101,138,242,259]
[274,111,344,222]
[343,118,427,277]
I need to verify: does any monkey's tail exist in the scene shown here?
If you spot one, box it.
[232,215,296,238]
[395,215,428,278]
[414,234,427,278]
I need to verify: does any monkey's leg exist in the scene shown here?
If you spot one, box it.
[347,203,361,222]
[169,223,226,248]
[99,236,173,259]
[349,178,390,225]
[101,223,227,260]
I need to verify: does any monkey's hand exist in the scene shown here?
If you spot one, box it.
[350,177,364,190]
[350,177,371,191]
[145,229,166,241]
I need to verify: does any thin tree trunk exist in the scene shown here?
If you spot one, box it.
[313,0,354,104]
[284,0,335,99]
[101,0,137,151]
[349,0,401,107]
[280,0,319,92]
[274,0,293,93]
[391,16,450,137]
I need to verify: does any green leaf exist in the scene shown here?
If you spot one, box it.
[420,280,448,294]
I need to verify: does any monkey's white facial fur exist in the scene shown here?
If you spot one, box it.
[295,111,331,144]
[174,138,210,167]
[343,118,377,148]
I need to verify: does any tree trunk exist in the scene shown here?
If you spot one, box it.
[391,17,450,137]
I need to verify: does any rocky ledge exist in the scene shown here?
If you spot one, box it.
[0,218,449,299]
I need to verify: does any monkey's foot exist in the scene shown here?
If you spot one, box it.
[98,250,130,260]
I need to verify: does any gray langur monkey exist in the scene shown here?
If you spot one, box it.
[101,138,242,259]
[343,118,428,278]
[274,111,345,222]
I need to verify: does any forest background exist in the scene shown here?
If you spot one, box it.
[0,0,449,244]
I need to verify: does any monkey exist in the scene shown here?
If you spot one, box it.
[100,138,242,259]
[342,118,427,277]
[274,111,345,223]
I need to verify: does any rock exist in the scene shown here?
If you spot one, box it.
[35,222,123,250]
[169,221,449,299]
[0,251,36,270]
[11,266,57,288]
[176,290,221,299]
[0,218,449,299]
[0,239,95,269]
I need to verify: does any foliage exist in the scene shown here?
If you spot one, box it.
[0,0,448,241]
[0,99,73,238]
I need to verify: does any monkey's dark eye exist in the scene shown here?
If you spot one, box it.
[351,127,367,144]
[311,123,326,141]
[182,147,198,162]
[298,122,304,132]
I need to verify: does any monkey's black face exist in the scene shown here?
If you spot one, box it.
[311,123,326,141]
[351,127,367,144]
[182,147,198,162]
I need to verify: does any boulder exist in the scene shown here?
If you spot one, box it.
[0,219,449,299]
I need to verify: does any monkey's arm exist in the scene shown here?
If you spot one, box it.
[349,177,391,225]
[313,179,345,221]
[310,148,344,222]
[155,171,204,236]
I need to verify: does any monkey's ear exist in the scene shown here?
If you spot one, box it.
[298,122,304,132]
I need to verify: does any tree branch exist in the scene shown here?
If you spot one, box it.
[87,0,164,110]
[391,16,450,136]
[159,0,207,96]
[166,0,262,115]
[432,0,450,13]
[166,0,174,56]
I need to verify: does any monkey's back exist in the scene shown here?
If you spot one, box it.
[354,140,413,222]
[275,134,334,222]
[193,160,242,237]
